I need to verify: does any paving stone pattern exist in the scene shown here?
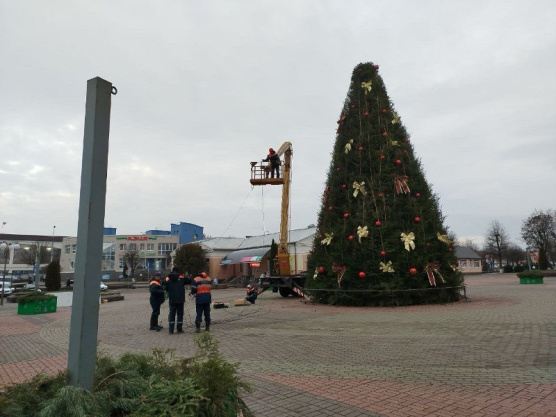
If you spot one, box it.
[0,274,555,416]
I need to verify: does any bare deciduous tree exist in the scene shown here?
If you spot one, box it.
[457,238,480,253]
[123,248,141,280]
[521,209,556,270]
[18,242,51,268]
[484,220,510,269]
[505,243,525,266]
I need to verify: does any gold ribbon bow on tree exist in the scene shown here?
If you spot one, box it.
[391,113,400,124]
[313,268,319,279]
[400,232,416,251]
[395,175,410,194]
[352,181,367,197]
[361,81,372,94]
[437,232,452,245]
[389,140,399,146]
[321,233,333,245]
[345,139,354,154]
[357,225,368,243]
[380,261,395,273]
[424,261,445,286]
[332,263,346,288]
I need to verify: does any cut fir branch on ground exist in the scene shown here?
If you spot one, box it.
[0,333,252,417]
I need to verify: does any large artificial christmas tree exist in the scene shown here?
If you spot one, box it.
[306,62,463,306]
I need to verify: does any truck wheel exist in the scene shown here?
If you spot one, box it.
[279,287,292,297]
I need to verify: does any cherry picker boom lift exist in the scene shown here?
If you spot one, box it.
[250,142,306,298]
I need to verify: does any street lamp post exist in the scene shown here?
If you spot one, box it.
[50,225,56,263]
[1,242,20,306]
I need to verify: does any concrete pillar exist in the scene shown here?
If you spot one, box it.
[67,77,114,391]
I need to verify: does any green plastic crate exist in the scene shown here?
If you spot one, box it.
[17,296,57,315]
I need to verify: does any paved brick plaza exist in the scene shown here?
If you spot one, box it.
[1,274,555,416]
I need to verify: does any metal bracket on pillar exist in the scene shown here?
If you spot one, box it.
[67,77,114,391]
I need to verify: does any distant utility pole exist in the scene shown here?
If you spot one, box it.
[67,77,115,391]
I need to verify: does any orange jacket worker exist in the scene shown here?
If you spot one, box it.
[191,272,212,332]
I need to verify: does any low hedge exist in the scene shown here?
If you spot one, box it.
[16,293,57,304]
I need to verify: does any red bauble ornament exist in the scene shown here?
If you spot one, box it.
[381,109,388,114]
[415,192,421,197]
[318,234,322,238]
[364,111,369,116]
[380,154,385,160]
[318,266,325,274]
[378,192,384,197]
[448,247,453,252]
[350,104,356,109]
[328,206,333,211]
[359,271,366,278]
[336,167,341,171]
[403,149,408,154]
[403,138,409,143]
[311,249,315,253]
[375,220,382,227]
[414,217,421,223]
[343,213,349,218]
[341,183,346,188]
[382,131,388,137]
[395,159,402,165]
[409,268,417,275]
[380,250,386,256]
[426,242,431,247]
[374,65,379,69]
[348,235,354,241]
[358,146,364,151]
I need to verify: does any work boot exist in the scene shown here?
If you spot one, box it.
[205,323,210,332]
[177,328,184,333]
[195,322,201,333]
[150,326,160,331]
[156,325,163,331]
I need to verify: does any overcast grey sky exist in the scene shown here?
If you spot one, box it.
[1,1,555,248]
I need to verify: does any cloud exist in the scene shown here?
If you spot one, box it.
[1,0,555,249]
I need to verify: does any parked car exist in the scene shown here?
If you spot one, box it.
[0,282,13,296]
[23,284,41,292]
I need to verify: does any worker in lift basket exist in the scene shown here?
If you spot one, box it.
[262,147,281,178]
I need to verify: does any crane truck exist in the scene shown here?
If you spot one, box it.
[250,142,306,298]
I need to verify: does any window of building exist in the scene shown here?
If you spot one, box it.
[102,244,116,270]
[72,244,77,254]
[65,245,71,254]
[459,260,467,268]
[70,261,74,269]
[129,243,137,251]
[120,244,127,251]
[157,243,177,256]
[139,243,145,250]
[473,260,480,268]
[147,243,154,250]
[119,257,124,268]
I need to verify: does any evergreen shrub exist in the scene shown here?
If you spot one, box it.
[503,265,514,273]
[45,260,61,292]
